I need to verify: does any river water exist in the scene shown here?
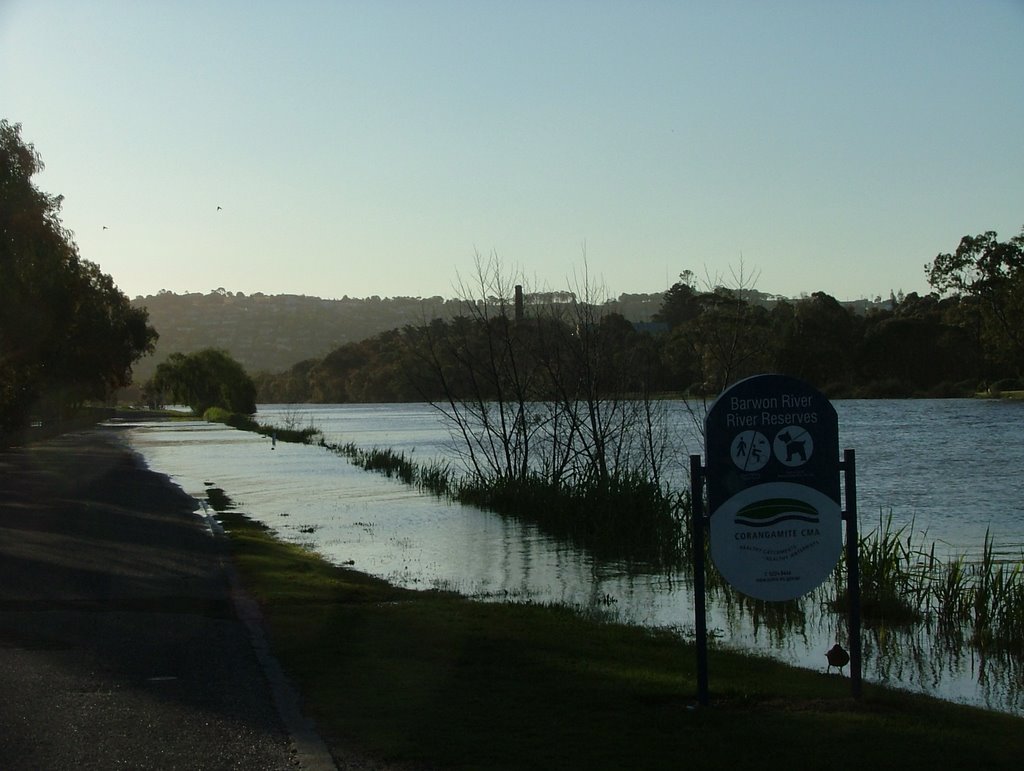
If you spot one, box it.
[120,398,1024,714]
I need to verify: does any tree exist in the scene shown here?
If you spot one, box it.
[655,261,778,396]
[652,271,700,329]
[145,349,257,415]
[771,292,859,390]
[1,120,157,439]
[857,317,979,393]
[927,228,1024,377]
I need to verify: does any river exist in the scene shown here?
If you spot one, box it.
[120,398,1024,714]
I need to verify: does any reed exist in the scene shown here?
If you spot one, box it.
[969,531,1024,652]
[831,516,1024,657]
[415,458,454,497]
[321,437,688,567]
[323,441,416,485]
[453,470,689,567]
[928,548,972,627]
[833,510,928,624]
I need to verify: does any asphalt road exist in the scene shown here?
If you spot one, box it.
[0,426,336,770]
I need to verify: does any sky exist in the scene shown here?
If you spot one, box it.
[2,1,1022,303]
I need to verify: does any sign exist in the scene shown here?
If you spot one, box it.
[705,374,841,601]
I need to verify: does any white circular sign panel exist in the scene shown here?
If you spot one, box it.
[709,481,842,602]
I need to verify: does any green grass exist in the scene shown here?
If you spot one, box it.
[213,501,1024,770]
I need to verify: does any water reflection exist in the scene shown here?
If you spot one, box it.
[122,409,1024,716]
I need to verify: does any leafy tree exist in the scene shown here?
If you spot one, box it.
[1,120,156,439]
[927,228,1024,376]
[253,358,316,403]
[145,349,257,415]
[661,286,772,395]
[771,292,859,390]
[652,271,700,329]
[857,317,978,393]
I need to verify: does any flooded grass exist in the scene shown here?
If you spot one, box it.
[970,532,1024,653]
[204,407,322,444]
[319,436,689,567]
[229,412,1024,671]
[450,470,688,566]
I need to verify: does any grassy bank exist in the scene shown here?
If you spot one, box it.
[212,498,1024,770]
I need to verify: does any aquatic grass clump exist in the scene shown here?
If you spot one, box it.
[319,432,689,566]
[454,470,689,567]
[832,510,928,625]
[323,440,455,496]
[324,441,415,483]
[828,514,1024,658]
[416,458,454,496]
[928,549,972,627]
[360,448,416,484]
[968,532,1024,653]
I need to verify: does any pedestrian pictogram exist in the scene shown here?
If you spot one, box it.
[730,430,769,471]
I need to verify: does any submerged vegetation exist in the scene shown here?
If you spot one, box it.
[830,512,1024,657]
[212,402,1024,667]
[203,406,321,444]
[324,437,688,566]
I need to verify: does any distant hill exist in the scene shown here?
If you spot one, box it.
[126,287,888,391]
[128,290,454,386]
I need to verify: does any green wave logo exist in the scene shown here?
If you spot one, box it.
[735,498,820,528]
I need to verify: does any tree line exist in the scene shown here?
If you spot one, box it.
[255,233,1024,406]
[1,121,156,444]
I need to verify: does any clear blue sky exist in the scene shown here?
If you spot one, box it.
[3,0,1022,302]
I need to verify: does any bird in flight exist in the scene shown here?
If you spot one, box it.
[217,205,222,211]
[102,226,108,230]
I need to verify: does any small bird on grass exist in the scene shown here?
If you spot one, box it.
[826,643,850,674]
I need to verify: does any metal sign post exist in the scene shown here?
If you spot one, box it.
[841,448,862,698]
[690,454,709,707]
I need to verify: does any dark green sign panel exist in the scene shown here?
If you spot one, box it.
[705,373,839,510]
[704,374,841,600]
